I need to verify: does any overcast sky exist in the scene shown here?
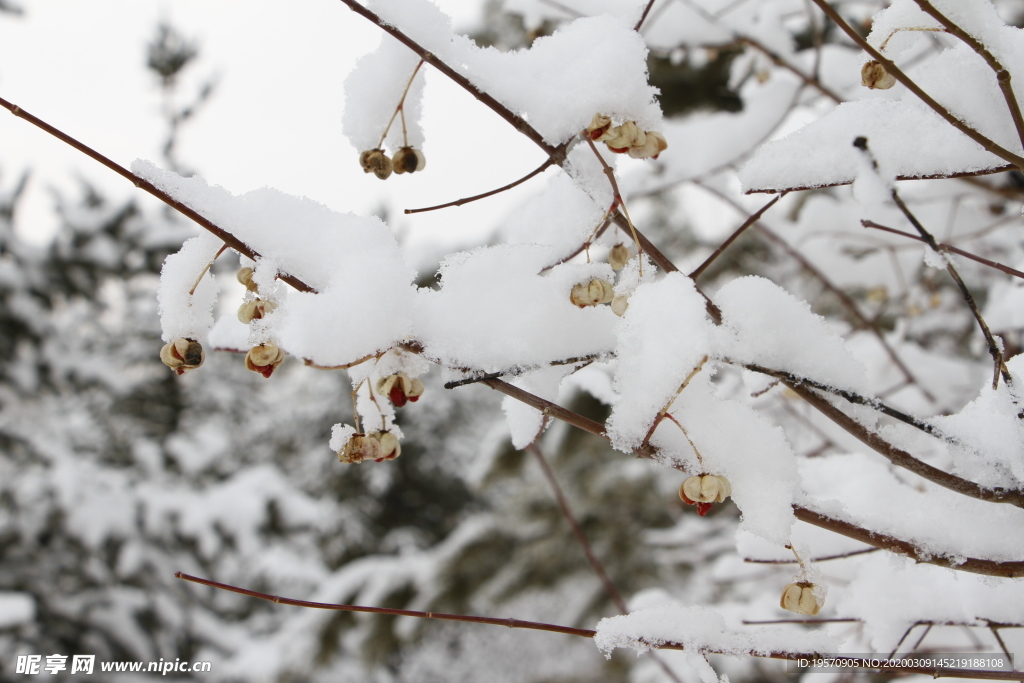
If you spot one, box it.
[0,0,550,259]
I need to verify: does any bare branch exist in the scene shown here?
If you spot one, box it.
[405,159,555,214]
[689,192,786,280]
[0,95,316,293]
[862,220,1024,281]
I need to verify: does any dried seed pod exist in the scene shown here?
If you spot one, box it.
[236,267,259,293]
[861,60,896,90]
[780,582,824,616]
[376,373,425,407]
[160,337,205,376]
[370,431,401,461]
[609,244,632,271]
[586,113,613,141]
[604,122,643,153]
[628,130,668,160]
[611,295,629,317]
[338,433,382,464]
[359,148,393,180]
[679,474,731,516]
[237,299,277,324]
[570,279,615,307]
[245,343,286,379]
[392,146,426,174]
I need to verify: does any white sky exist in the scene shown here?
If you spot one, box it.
[0,0,549,257]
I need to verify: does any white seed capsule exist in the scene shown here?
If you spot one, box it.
[160,338,205,376]
[338,433,382,464]
[371,431,402,460]
[861,60,896,90]
[611,295,629,317]
[780,583,824,616]
[236,267,259,292]
[628,130,668,160]
[604,121,643,152]
[392,146,426,174]
[570,279,615,307]
[237,299,277,324]
[586,113,613,141]
[245,343,286,378]
[609,244,632,271]
[680,474,732,503]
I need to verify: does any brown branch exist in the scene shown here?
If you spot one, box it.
[175,572,1024,678]
[745,165,1017,194]
[783,379,1024,507]
[806,0,1024,170]
[792,506,1024,578]
[689,192,785,279]
[739,36,844,104]
[0,95,316,294]
[862,220,1024,281]
[465,375,1024,577]
[911,0,1024,154]
[634,0,658,32]
[174,572,597,638]
[863,140,1011,388]
[405,159,555,214]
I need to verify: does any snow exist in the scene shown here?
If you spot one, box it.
[366,0,664,146]
[156,230,222,343]
[594,601,839,659]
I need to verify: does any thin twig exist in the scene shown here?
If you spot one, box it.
[745,547,879,564]
[188,243,228,295]
[739,36,844,103]
[0,95,316,294]
[854,136,1011,388]
[689,192,785,279]
[634,0,658,31]
[583,136,644,273]
[806,0,1024,169]
[862,220,1024,280]
[746,165,1017,194]
[376,59,425,149]
[911,0,1024,154]
[406,159,554,213]
[529,445,628,613]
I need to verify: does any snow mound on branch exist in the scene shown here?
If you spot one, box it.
[799,452,1024,562]
[716,276,869,393]
[835,554,1024,652]
[740,0,1024,192]
[157,230,222,343]
[136,161,417,367]
[595,602,838,662]
[414,244,617,372]
[365,0,663,146]
[930,354,1024,488]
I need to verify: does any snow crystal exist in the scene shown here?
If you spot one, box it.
[329,424,357,454]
